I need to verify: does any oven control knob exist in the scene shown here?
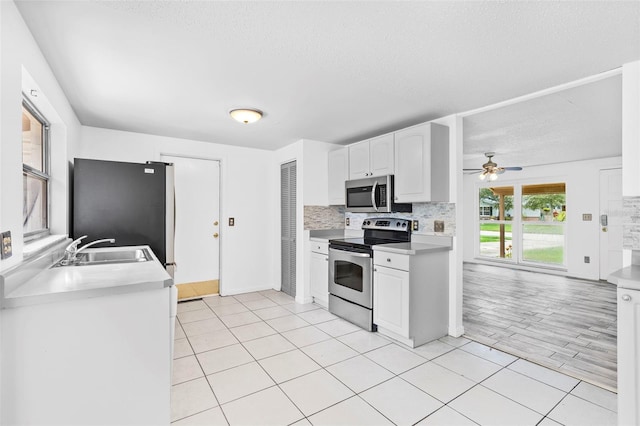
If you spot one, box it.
[396,221,400,227]
[402,223,407,227]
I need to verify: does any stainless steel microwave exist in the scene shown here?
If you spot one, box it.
[344,175,412,213]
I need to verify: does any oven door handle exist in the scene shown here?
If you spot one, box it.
[330,248,371,258]
[371,181,379,212]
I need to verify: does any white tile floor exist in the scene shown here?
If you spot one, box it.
[172,290,618,425]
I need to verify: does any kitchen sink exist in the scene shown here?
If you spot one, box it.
[53,248,152,267]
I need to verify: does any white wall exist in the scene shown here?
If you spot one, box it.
[623,61,640,197]
[463,156,622,280]
[77,126,276,295]
[0,1,81,270]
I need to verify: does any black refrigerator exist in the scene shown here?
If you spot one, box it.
[72,158,175,275]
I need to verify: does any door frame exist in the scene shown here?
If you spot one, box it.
[599,167,624,280]
[160,152,224,295]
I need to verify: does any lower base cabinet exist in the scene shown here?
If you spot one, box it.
[373,249,448,348]
[309,241,329,307]
[373,266,410,337]
[618,287,640,425]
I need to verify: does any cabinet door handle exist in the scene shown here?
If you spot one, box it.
[622,294,632,302]
[387,258,391,262]
[374,268,377,272]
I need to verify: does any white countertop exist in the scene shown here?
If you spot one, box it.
[2,245,172,308]
[609,265,640,290]
[373,242,452,255]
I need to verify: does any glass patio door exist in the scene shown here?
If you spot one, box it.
[478,182,566,268]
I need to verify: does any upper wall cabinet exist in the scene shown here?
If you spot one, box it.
[394,123,450,203]
[328,148,349,205]
[348,134,394,180]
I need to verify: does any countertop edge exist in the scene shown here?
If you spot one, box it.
[2,279,168,309]
[373,243,452,255]
[609,265,640,287]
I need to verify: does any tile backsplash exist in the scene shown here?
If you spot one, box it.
[345,202,456,236]
[303,205,345,230]
[623,196,640,251]
[304,203,456,235]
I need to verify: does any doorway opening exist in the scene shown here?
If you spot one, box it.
[161,154,221,301]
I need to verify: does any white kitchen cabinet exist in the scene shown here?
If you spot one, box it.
[373,247,448,348]
[309,241,329,307]
[348,134,394,179]
[394,123,449,203]
[618,287,640,425]
[328,148,349,205]
[373,264,410,337]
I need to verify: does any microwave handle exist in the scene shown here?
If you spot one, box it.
[371,181,379,212]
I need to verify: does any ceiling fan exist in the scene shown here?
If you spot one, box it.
[463,152,523,181]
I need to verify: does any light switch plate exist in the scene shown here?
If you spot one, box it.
[1,231,12,259]
[434,220,445,233]
[582,214,592,221]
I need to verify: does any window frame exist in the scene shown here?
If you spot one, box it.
[22,95,51,242]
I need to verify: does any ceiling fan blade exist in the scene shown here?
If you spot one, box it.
[502,166,523,171]
[463,169,482,175]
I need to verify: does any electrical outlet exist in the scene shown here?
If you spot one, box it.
[584,256,590,263]
[346,217,350,226]
[582,214,592,221]
[412,220,419,231]
[434,220,445,233]
[1,231,12,260]
[229,217,235,226]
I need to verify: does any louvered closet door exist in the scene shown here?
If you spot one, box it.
[281,161,297,297]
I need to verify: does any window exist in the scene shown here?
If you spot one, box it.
[479,206,493,217]
[478,182,566,268]
[521,183,566,266]
[22,99,50,239]
[478,186,514,260]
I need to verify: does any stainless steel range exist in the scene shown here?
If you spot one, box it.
[328,218,412,331]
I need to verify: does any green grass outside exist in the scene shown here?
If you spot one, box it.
[522,246,564,264]
[480,223,512,232]
[480,223,564,235]
[480,235,512,243]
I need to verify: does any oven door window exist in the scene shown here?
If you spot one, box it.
[334,260,363,292]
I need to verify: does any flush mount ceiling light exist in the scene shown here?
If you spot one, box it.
[229,108,262,124]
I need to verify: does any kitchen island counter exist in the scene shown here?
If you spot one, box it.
[1,242,172,308]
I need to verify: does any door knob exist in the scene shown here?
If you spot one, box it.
[213,233,219,238]
[214,221,219,226]
[622,294,632,302]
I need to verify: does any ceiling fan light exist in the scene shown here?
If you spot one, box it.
[229,108,262,124]
[478,172,487,181]
[488,172,498,181]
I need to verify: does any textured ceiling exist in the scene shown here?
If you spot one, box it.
[463,74,623,170]
[15,1,640,153]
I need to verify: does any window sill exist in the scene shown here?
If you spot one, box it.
[23,234,69,259]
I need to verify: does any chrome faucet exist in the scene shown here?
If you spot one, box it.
[61,235,116,265]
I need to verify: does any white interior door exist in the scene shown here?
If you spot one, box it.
[162,155,220,287]
[599,168,623,280]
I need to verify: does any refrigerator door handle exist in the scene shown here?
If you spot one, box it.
[165,164,176,277]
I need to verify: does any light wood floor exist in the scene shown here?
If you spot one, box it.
[463,262,617,392]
